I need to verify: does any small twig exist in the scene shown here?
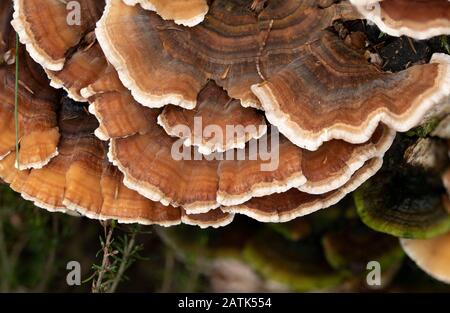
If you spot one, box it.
[407,37,417,54]
[88,223,143,293]
[251,0,268,13]
[156,25,185,32]
[91,222,115,293]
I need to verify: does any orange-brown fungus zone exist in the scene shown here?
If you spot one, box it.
[0,97,235,228]
[1,2,60,170]
[97,0,450,150]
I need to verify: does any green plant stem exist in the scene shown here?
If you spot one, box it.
[14,33,20,168]
[108,231,137,293]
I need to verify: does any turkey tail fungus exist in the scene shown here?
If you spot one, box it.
[0,97,234,228]
[1,2,59,170]
[2,0,450,287]
[157,81,267,155]
[122,0,209,27]
[401,232,450,284]
[350,0,450,40]
[12,0,105,71]
[96,0,450,150]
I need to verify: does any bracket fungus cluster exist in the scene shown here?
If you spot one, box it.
[1,0,450,285]
[393,137,450,284]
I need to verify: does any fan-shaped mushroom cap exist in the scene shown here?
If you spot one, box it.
[81,65,155,141]
[252,36,450,150]
[1,1,59,168]
[181,209,235,229]
[157,81,267,155]
[96,0,448,150]
[222,158,384,223]
[85,67,262,153]
[96,0,358,110]
[0,152,29,196]
[109,128,220,212]
[401,232,450,284]
[0,103,15,160]
[350,0,450,40]
[109,105,394,212]
[101,163,234,228]
[296,125,394,195]
[355,171,450,239]
[219,125,394,207]
[0,9,15,160]
[0,96,232,228]
[95,160,235,228]
[122,0,209,27]
[83,54,395,211]
[46,41,108,102]
[12,0,105,71]
[0,41,60,169]
[0,1,12,57]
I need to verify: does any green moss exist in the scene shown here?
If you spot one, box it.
[440,35,450,54]
[406,118,440,138]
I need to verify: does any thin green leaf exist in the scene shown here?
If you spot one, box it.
[14,33,20,168]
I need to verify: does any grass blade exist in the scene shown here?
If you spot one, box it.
[14,33,19,168]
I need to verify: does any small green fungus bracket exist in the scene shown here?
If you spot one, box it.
[354,175,450,240]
